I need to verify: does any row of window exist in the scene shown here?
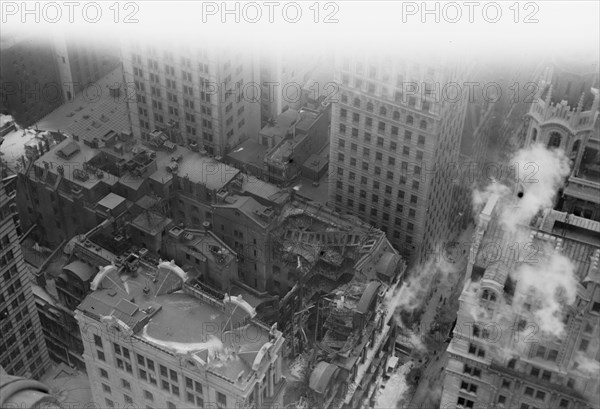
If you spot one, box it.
[94,338,229,408]
[338,138,425,162]
[340,106,428,130]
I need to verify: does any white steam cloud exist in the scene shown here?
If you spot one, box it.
[512,250,578,338]
[467,142,578,351]
[501,144,571,233]
[472,143,571,234]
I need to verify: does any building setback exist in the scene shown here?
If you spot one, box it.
[0,168,51,379]
[328,53,469,264]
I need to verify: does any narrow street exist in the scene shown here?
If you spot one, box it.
[408,225,474,408]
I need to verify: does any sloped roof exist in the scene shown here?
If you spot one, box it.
[63,260,96,282]
[356,281,381,314]
[309,361,339,394]
[375,251,400,278]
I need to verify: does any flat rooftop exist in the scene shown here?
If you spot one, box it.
[33,137,118,189]
[474,207,600,285]
[226,140,267,169]
[259,109,300,140]
[36,67,131,141]
[78,260,274,386]
[150,146,240,190]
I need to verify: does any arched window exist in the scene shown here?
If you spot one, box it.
[380,106,387,116]
[353,98,361,108]
[366,102,373,112]
[419,120,427,130]
[548,132,562,149]
[406,115,414,126]
[531,128,538,142]
[572,140,581,155]
[393,111,400,121]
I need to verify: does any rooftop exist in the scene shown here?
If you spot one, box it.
[97,192,126,210]
[78,259,279,386]
[226,140,267,169]
[132,211,172,235]
[474,201,600,287]
[216,195,274,229]
[35,67,131,141]
[238,175,290,206]
[149,145,240,190]
[259,109,300,140]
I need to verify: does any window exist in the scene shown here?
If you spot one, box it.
[591,302,600,313]
[166,402,176,409]
[457,396,474,408]
[105,399,114,408]
[460,381,478,393]
[99,369,108,379]
[541,370,551,382]
[498,395,506,405]
[579,339,589,352]
[536,345,546,358]
[501,379,511,389]
[468,343,485,358]
[102,384,111,393]
[524,387,535,397]
[94,335,103,348]
[121,379,131,390]
[124,395,133,404]
[535,390,546,400]
[217,392,227,407]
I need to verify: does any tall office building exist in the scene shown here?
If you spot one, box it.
[0,34,64,127]
[0,167,51,379]
[258,46,331,127]
[328,52,469,263]
[440,194,600,409]
[122,39,261,157]
[0,33,120,127]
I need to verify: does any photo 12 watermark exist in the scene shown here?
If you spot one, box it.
[1,1,140,24]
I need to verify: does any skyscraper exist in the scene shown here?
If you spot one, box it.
[441,194,600,409]
[328,52,469,264]
[0,166,51,379]
[122,39,261,157]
